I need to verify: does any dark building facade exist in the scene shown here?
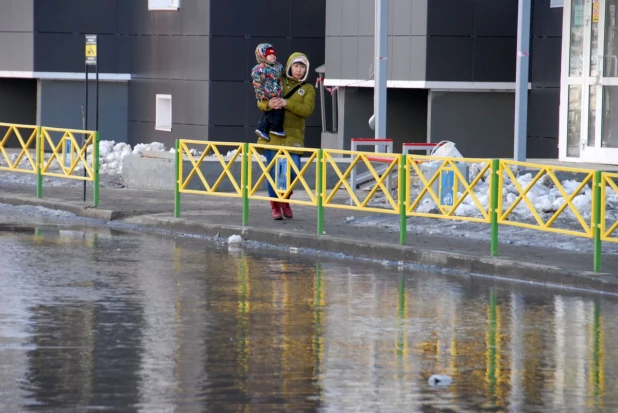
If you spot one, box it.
[0,0,326,149]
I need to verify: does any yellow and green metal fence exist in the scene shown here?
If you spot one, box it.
[170,138,617,273]
[0,123,100,206]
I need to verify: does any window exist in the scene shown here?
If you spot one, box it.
[155,94,172,131]
[148,0,180,11]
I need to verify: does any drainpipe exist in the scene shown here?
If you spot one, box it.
[514,0,531,161]
[374,0,388,140]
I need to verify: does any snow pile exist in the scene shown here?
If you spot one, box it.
[88,141,167,175]
[228,234,243,244]
[406,163,604,224]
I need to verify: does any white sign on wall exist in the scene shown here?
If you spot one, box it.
[550,0,564,8]
[148,0,180,10]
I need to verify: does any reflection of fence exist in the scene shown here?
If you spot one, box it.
[173,139,618,273]
[0,123,100,206]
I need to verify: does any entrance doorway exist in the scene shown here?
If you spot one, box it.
[561,0,618,164]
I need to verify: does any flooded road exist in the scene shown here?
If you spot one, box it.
[0,226,617,412]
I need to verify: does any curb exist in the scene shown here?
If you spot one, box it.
[127,215,618,294]
[0,195,124,221]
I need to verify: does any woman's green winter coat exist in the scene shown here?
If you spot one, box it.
[256,52,315,149]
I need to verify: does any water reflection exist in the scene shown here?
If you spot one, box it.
[0,227,616,412]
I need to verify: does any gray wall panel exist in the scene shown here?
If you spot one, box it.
[342,0,360,36]
[409,36,426,80]
[129,78,208,127]
[0,0,33,31]
[181,0,209,36]
[0,33,34,71]
[357,36,375,80]
[183,36,209,81]
[0,0,34,72]
[325,36,342,78]
[429,91,514,158]
[326,0,343,36]
[391,36,411,80]
[357,0,373,36]
[39,80,128,144]
[392,0,413,35]
[341,37,358,79]
[325,0,427,81]
[410,0,428,36]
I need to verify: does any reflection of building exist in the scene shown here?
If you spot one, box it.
[200,252,322,411]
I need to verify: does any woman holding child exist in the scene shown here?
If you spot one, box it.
[252,44,315,220]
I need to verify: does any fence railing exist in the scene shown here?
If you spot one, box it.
[174,139,618,273]
[0,123,100,206]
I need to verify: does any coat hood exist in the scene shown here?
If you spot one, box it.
[255,43,277,65]
[285,52,310,82]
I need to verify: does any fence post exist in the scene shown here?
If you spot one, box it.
[490,159,500,256]
[594,170,602,272]
[36,126,43,198]
[242,142,249,226]
[399,154,407,245]
[317,149,324,236]
[174,139,181,218]
[93,131,100,207]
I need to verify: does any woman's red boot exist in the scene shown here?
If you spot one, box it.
[270,201,283,220]
[281,202,293,219]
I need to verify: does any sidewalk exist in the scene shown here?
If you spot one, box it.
[1,181,617,293]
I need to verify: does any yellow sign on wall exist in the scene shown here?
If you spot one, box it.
[85,34,97,66]
[85,45,97,57]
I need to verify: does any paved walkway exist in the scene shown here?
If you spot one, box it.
[1,181,617,293]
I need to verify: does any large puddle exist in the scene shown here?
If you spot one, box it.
[0,226,616,412]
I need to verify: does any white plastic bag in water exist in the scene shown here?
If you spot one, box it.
[430,141,463,158]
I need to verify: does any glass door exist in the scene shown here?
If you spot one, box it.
[562,0,618,164]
